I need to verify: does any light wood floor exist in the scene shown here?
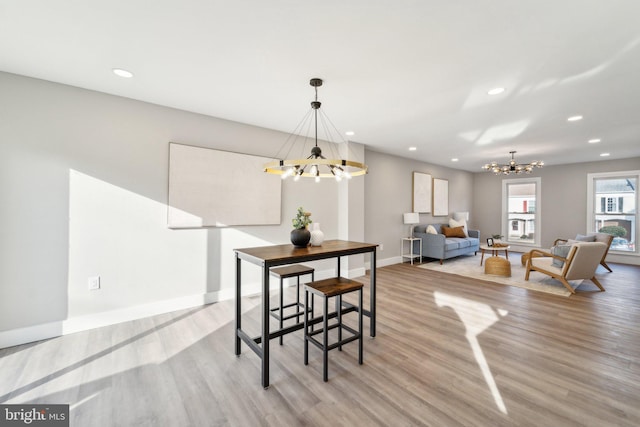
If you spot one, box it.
[2,257,640,426]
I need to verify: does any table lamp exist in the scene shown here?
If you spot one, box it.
[403,212,420,237]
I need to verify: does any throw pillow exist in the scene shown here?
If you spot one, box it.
[575,234,596,242]
[442,225,466,238]
[551,244,572,268]
[449,218,468,237]
[426,225,438,234]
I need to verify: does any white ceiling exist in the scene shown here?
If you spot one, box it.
[2,0,639,172]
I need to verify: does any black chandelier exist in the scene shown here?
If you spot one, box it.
[482,151,544,175]
[263,78,368,182]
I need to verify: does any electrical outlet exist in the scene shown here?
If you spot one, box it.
[379,244,384,251]
[88,276,101,290]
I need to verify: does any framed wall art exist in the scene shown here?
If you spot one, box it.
[168,142,282,228]
[433,178,449,216]
[412,172,432,213]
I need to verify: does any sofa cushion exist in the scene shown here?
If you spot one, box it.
[449,218,468,236]
[456,238,472,249]
[442,225,466,238]
[444,239,461,251]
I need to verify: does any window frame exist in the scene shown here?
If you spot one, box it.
[501,177,541,247]
[587,170,639,256]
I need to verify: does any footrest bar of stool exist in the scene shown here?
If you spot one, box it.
[270,301,299,313]
[327,334,360,351]
[307,322,341,338]
[269,302,309,321]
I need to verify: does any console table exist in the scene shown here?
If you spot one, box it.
[234,240,377,388]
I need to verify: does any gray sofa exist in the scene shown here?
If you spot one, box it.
[412,223,480,264]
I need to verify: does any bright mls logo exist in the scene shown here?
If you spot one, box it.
[1,404,69,426]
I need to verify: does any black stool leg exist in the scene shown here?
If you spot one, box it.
[295,275,301,323]
[358,287,363,365]
[309,272,315,332]
[338,294,343,351]
[279,276,284,345]
[323,295,329,382]
[304,289,309,366]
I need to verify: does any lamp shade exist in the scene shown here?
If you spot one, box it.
[453,211,469,221]
[403,212,420,225]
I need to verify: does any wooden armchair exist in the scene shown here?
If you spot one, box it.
[525,242,608,294]
[554,232,614,272]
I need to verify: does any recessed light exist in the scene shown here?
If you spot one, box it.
[409,147,417,151]
[451,158,459,162]
[345,131,355,136]
[112,68,134,78]
[487,87,505,95]
[588,138,601,144]
[600,153,610,157]
[567,115,583,122]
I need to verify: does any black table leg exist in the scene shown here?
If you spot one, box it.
[262,262,270,389]
[371,248,376,337]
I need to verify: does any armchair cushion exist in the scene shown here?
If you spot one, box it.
[529,256,564,276]
[552,232,614,272]
[551,244,572,267]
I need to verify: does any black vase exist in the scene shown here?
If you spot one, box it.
[290,228,311,248]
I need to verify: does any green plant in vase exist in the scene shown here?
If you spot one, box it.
[292,206,312,229]
[291,207,312,247]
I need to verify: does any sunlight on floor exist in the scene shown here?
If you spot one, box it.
[0,299,261,404]
[434,292,509,414]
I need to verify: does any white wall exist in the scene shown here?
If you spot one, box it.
[0,72,351,346]
[364,150,475,265]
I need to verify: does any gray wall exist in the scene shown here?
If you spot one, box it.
[472,158,640,265]
[364,149,474,265]
[0,72,354,338]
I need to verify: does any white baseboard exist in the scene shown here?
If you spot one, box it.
[367,255,402,269]
[0,292,224,349]
[0,322,64,350]
[0,267,340,349]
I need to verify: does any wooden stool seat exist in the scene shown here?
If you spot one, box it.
[270,264,315,279]
[304,277,364,382]
[269,264,314,345]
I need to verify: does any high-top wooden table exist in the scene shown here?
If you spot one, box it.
[234,240,377,388]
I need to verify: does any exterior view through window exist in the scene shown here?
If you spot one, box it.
[591,174,637,253]
[503,178,540,246]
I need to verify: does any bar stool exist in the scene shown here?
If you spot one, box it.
[303,277,363,382]
[269,264,315,345]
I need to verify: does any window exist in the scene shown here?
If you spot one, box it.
[588,171,638,254]
[501,177,541,246]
